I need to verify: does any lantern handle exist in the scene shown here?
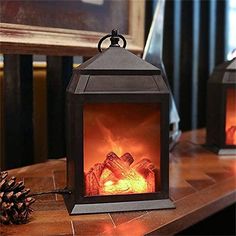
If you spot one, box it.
[98,29,127,53]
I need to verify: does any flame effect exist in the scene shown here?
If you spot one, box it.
[85,152,156,196]
[83,103,161,172]
[96,119,124,157]
[101,169,148,195]
[83,103,160,196]
[225,89,236,145]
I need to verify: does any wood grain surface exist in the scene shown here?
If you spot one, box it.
[1,129,236,236]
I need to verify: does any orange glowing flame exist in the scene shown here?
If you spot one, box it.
[83,103,161,172]
[95,119,127,157]
[100,167,148,195]
[85,152,156,196]
[225,89,236,145]
[83,103,161,196]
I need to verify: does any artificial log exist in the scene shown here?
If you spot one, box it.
[226,126,236,145]
[133,159,155,178]
[85,163,104,196]
[85,152,156,196]
[120,153,134,166]
[133,159,156,192]
[99,152,134,187]
[104,152,131,179]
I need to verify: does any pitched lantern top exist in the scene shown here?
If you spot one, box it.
[76,29,160,76]
[77,47,160,75]
[209,58,236,85]
[67,30,167,94]
[213,57,236,71]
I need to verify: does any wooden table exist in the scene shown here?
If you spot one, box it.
[1,129,236,236]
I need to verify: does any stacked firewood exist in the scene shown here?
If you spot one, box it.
[85,152,156,196]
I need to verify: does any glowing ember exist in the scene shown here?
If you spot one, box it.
[85,152,156,196]
[225,88,236,145]
[226,126,236,145]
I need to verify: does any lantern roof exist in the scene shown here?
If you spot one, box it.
[209,58,236,84]
[227,58,236,70]
[213,57,236,71]
[67,30,168,94]
[76,46,160,75]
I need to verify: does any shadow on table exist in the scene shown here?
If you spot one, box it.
[176,203,236,235]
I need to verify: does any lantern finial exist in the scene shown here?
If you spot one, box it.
[98,30,127,52]
[110,29,120,47]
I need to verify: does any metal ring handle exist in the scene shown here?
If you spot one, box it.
[98,33,127,53]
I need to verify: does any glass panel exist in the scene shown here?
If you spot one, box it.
[225,88,236,145]
[83,103,161,196]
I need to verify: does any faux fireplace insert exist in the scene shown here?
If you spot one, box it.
[64,30,175,214]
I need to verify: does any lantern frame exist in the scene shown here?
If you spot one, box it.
[64,31,175,214]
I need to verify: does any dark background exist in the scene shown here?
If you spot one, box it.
[145,0,228,131]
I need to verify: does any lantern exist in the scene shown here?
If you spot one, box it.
[64,30,174,214]
[206,58,236,155]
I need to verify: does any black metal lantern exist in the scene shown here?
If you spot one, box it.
[64,30,174,214]
[206,58,236,155]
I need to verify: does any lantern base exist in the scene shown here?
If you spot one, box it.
[63,196,175,215]
[206,145,236,156]
[218,149,236,156]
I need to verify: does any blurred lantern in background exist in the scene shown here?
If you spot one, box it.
[207,58,236,155]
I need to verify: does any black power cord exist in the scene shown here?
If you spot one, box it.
[29,188,71,197]
[169,140,202,152]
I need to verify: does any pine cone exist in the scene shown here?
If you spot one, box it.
[0,171,35,224]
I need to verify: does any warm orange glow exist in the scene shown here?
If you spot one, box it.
[85,152,156,196]
[225,89,236,145]
[83,103,160,196]
[102,172,148,195]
